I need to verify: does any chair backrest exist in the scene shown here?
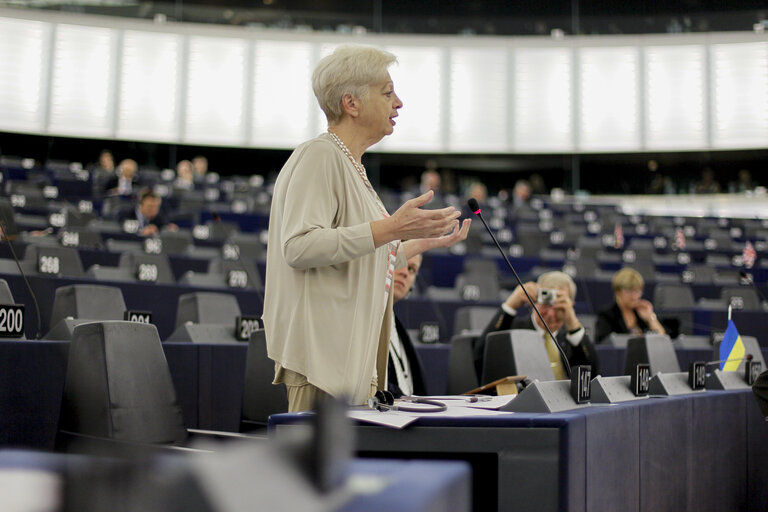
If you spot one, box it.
[0,279,14,303]
[453,306,498,335]
[59,321,187,444]
[224,233,265,261]
[720,287,761,311]
[207,258,263,290]
[178,271,228,289]
[56,226,103,249]
[241,329,288,427]
[624,334,680,376]
[446,334,480,395]
[158,230,192,255]
[579,314,598,338]
[462,258,498,277]
[454,272,500,302]
[206,220,240,241]
[175,292,242,328]
[653,283,695,309]
[481,329,555,384]
[23,245,84,278]
[686,264,716,284]
[118,252,175,284]
[49,284,127,326]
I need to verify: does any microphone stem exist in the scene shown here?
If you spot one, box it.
[474,211,571,378]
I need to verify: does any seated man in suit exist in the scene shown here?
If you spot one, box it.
[474,270,599,380]
[389,253,427,398]
[117,188,177,237]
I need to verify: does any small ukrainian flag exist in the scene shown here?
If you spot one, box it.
[719,319,746,371]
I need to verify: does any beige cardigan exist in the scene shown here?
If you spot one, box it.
[263,133,406,405]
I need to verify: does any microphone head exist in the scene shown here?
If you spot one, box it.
[746,354,753,361]
[467,198,480,214]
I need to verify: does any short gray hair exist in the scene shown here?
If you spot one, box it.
[537,271,577,300]
[312,45,397,125]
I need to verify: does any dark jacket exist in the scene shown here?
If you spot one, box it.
[387,315,427,398]
[117,206,171,232]
[474,307,600,380]
[595,302,649,344]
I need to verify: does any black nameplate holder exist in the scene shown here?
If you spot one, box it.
[0,304,24,338]
[747,361,762,386]
[503,379,591,413]
[570,365,591,403]
[688,361,706,390]
[649,372,707,396]
[418,322,440,344]
[235,315,263,341]
[632,363,651,395]
[124,310,152,324]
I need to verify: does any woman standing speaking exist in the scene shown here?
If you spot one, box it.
[263,45,470,411]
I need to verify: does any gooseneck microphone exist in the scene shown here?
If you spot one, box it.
[468,198,572,378]
[705,354,752,367]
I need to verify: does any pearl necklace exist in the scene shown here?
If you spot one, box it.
[328,131,389,218]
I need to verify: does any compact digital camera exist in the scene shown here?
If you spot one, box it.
[537,288,558,305]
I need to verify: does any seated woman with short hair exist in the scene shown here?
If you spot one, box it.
[595,267,666,343]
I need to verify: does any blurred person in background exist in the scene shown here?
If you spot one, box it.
[594,267,666,343]
[694,167,721,194]
[104,158,140,196]
[475,270,599,380]
[117,188,177,236]
[389,253,427,398]
[192,155,208,179]
[174,160,195,191]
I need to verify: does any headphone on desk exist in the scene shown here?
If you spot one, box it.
[367,390,447,413]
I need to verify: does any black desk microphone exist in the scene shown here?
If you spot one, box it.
[468,198,571,378]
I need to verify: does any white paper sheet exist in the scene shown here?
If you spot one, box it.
[347,398,515,429]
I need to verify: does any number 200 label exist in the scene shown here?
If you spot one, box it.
[0,304,24,337]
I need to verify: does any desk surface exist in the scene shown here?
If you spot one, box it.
[271,388,768,512]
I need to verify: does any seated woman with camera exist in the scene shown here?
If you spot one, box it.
[473,270,600,380]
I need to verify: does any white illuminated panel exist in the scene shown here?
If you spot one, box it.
[578,46,640,151]
[512,47,573,152]
[379,45,444,152]
[711,42,768,149]
[312,42,343,135]
[49,24,115,137]
[644,45,706,150]
[117,30,181,142]
[0,17,50,132]
[251,41,314,148]
[448,47,507,152]
[185,36,247,145]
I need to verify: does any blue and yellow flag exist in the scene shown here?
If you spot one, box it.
[719,319,746,371]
